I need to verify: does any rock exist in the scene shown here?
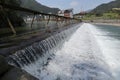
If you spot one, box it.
[0,55,38,80]
[0,55,11,76]
[1,67,39,80]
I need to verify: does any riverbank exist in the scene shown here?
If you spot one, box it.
[91,22,120,27]
[83,19,120,27]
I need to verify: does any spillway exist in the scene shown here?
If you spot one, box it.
[7,23,120,80]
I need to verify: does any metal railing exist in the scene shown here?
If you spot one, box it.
[0,2,81,36]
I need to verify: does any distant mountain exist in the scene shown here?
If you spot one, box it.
[91,0,120,14]
[85,9,92,13]
[20,0,60,14]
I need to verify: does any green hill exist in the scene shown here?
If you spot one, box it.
[91,0,120,14]
[20,0,60,14]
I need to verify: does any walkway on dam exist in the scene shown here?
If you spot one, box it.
[0,23,80,57]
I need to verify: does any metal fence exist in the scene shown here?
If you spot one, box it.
[0,2,81,36]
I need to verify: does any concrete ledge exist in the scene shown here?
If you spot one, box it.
[0,55,38,80]
[0,55,11,76]
[1,67,39,80]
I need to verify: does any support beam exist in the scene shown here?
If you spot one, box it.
[56,17,59,26]
[47,15,50,25]
[46,15,51,33]
[0,5,16,35]
[31,14,35,29]
[65,18,68,26]
[6,17,16,35]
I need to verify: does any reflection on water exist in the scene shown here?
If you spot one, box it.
[94,24,120,40]
[0,21,59,38]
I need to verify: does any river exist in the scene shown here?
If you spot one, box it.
[8,23,120,80]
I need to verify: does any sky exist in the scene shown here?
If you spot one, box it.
[36,0,114,13]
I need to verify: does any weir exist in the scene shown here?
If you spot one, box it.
[0,3,81,80]
[7,24,80,68]
[7,23,114,80]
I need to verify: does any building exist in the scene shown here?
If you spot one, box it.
[58,9,73,18]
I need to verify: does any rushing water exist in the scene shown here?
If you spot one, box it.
[8,23,120,80]
[90,24,120,80]
[7,24,80,67]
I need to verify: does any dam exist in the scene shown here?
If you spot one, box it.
[6,23,120,80]
[0,1,120,80]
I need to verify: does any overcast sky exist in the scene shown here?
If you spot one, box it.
[36,0,114,13]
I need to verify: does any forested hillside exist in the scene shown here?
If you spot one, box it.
[20,0,60,14]
[91,0,120,14]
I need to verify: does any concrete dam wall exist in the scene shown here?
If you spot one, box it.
[0,23,80,80]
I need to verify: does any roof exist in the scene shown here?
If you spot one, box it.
[58,9,73,14]
[64,9,73,13]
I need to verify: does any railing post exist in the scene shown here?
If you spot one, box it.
[65,18,68,26]
[31,13,35,30]
[56,16,59,27]
[46,15,51,32]
[47,15,50,25]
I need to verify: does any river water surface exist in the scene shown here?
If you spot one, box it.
[13,23,120,80]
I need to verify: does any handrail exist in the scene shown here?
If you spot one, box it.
[0,3,79,20]
[0,2,81,35]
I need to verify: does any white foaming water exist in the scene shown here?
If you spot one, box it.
[23,23,115,80]
[89,24,120,80]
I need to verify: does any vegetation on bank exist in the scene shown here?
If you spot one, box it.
[83,0,120,20]
[91,0,120,15]
[83,12,120,20]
